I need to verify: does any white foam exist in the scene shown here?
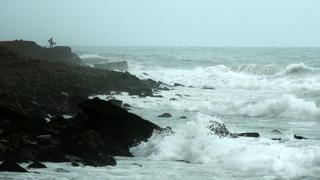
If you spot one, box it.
[79,53,105,59]
[233,94,320,118]
[131,113,320,179]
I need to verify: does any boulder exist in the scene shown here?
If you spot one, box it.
[27,161,47,168]
[94,61,128,71]
[108,99,123,108]
[0,161,28,172]
[173,83,184,87]
[207,121,230,137]
[78,98,161,147]
[83,156,116,167]
[236,132,260,138]
[294,134,307,140]
[158,113,172,118]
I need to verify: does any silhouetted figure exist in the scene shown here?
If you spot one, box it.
[48,37,56,48]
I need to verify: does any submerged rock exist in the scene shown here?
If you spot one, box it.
[71,162,80,167]
[0,161,28,172]
[173,83,184,87]
[271,129,282,134]
[236,132,260,138]
[294,134,307,140]
[180,116,187,119]
[83,156,116,167]
[27,161,47,169]
[158,113,172,118]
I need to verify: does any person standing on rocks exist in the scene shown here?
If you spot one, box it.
[48,37,56,48]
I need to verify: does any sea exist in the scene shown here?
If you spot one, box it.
[3,47,320,180]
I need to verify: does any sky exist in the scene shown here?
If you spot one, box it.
[1,0,320,47]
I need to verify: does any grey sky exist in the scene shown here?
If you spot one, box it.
[1,0,320,46]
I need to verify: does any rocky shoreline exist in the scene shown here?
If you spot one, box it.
[0,40,163,171]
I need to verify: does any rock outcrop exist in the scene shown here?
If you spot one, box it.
[0,98,162,166]
[0,40,82,64]
[0,46,161,116]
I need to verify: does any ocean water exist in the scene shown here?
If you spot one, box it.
[3,47,320,179]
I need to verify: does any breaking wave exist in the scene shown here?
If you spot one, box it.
[233,95,320,118]
[131,113,320,179]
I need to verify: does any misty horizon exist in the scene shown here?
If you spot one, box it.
[1,0,320,47]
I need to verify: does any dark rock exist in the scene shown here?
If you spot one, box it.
[236,132,260,138]
[0,43,157,116]
[27,161,47,169]
[175,94,183,97]
[94,61,128,71]
[123,103,131,108]
[294,134,307,140]
[271,138,282,141]
[173,83,184,87]
[71,162,80,167]
[202,86,215,90]
[170,98,177,101]
[0,161,28,172]
[0,40,82,64]
[153,95,163,98]
[207,121,230,137]
[60,98,162,160]
[83,156,116,167]
[108,99,123,108]
[176,160,191,164]
[158,87,170,91]
[158,113,172,118]
[180,116,187,119]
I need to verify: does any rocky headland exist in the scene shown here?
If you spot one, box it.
[0,40,163,170]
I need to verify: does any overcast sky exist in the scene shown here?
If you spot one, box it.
[1,0,320,46]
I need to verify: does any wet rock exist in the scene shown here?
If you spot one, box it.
[0,161,28,172]
[180,116,187,119]
[123,103,131,108]
[176,160,191,164]
[173,83,184,87]
[158,87,170,91]
[158,113,172,118]
[0,40,82,64]
[27,161,47,169]
[73,98,161,158]
[202,86,215,90]
[236,132,260,138]
[83,156,116,167]
[108,99,123,108]
[294,134,307,140]
[153,95,163,98]
[71,162,80,167]
[271,138,282,141]
[169,98,177,101]
[175,94,183,97]
[207,121,230,137]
